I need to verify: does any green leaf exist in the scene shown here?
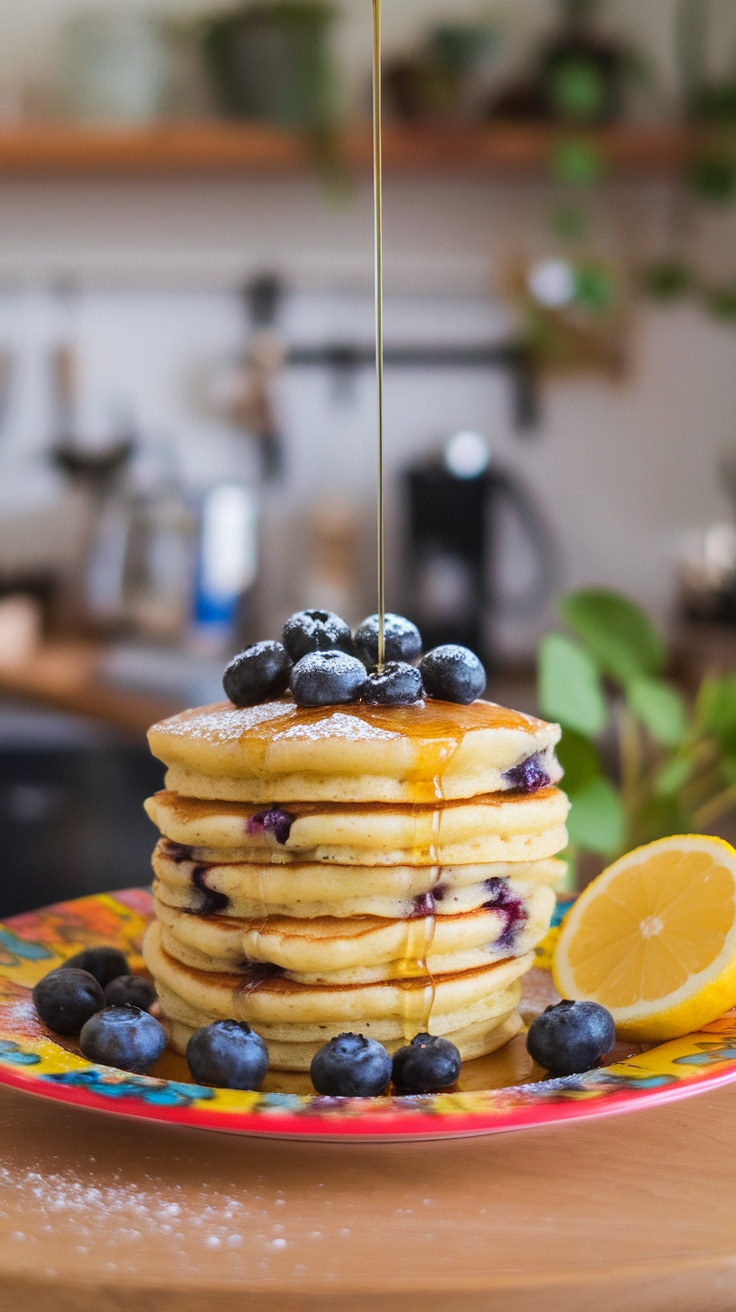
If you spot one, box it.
[566,776,625,857]
[559,589,666,684]
[627,677,688,747]
[721,756,736,785]
[550,139,604,186]
[574,263,617,314]
[538,634,608,737]
[690,154,736,204]
[556,729,601,793]
[634,795,689,847]
[705,286,736,322]
[696,674,736,752]
[554,852,578,895]
[551,204,588,240]
[549,59,607,120]
[641,259,692,303]
[654,756,693,799]
[693,84,736,124]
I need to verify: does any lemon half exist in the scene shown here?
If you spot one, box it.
[553,834,736,1042]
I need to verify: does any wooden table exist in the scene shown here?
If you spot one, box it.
[1,1082,735,1312]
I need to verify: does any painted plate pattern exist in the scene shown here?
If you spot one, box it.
[0,890,735,1141]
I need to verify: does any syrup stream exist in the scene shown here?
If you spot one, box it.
[372,0,386,672]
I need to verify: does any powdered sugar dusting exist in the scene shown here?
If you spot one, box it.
[277,712,401,744]
[154,701,295,745]
[0,1162,307,1277]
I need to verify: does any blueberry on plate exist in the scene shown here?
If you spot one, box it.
[223,640,292,708]
[61,947,129,989]
[419,645,486,705]
[310,1033,392,1097]
[186,1020,269,1090]
[354,613,422,668]
[290,650,366,708]
[361,661,423,705]
[391,1033,461,1095]
[526,999,616,1077]
[79,1005,167,1075]
[282,609,354,663]
[103,975,157,1012]
[32,968,104,1036]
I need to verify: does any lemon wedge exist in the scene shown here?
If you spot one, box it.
[553,834,736,1042]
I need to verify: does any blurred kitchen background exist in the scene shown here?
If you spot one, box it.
[0,0,735,912]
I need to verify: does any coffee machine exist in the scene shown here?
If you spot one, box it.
[403,433,558,667]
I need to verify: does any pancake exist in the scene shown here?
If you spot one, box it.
[163,1010,524,1070]
[145,688,565,1071]
[145,788,570,867]
[152,882,556,982]
[154,974,523,1044]
[152,847,565,920]
[149,698,562,804]
[143,918,532,1027]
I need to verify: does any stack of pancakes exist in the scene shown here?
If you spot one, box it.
[142,697,569,1072]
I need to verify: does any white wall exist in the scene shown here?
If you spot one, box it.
[0,1,735,654]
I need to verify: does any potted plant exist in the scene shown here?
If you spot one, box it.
[538,588,736,884]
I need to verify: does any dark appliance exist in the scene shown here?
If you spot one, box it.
[404,459,558,667]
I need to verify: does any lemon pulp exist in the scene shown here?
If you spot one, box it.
[553,835,736,1041]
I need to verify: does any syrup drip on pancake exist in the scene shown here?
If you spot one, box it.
[372,0,386,671]
[395,912,437,1040]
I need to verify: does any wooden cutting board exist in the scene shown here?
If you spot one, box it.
[0,1081,735,1312]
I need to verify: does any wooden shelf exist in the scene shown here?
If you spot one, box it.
[0,121,693,178]
[0,642,178,736]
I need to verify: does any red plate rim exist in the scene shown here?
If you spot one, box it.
[1,889,735,1141]
[1,1051,736,1141]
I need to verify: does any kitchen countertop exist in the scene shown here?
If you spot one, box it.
[0,643,180,736]
[0,641,540,736]
[1,1080,735,1312]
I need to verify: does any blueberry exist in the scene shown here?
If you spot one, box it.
[186,1020,269,1090]
[391,1033,461,1094]
[526,999,616,1077]
[103,975,157,1011]
[246,806,295,846]
[61,947,129,989]
[282,609,354,662]
[191,866,230,916]
[419,645,486,704]
[310,1033,392,1097]
[290,650,366,708]
[223,641,292,708]
[79,1005,167,1074]
[32,968,104,1036]
[483,877,527,951]
[411,892,436,917]
[504,752,551,794]
[361,661,423,705]
[354,613,422,668]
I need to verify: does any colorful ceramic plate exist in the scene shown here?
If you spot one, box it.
[1,889,736,1142]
